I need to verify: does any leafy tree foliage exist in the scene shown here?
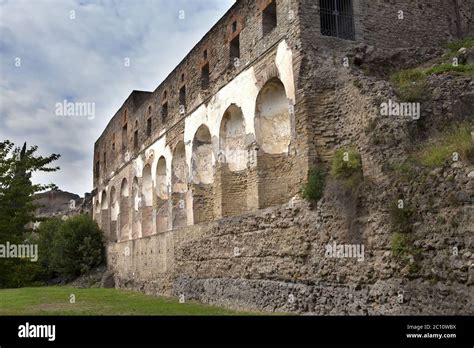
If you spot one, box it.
[0,140,60,288]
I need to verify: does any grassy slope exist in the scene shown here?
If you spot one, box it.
[0,287,254,316]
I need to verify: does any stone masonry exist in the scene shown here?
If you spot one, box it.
[93,0,474,313]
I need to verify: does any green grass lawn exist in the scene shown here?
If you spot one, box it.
[0,287,253,316]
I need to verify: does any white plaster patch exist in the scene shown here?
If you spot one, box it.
[276,40,296,103]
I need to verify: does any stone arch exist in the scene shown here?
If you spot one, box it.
[254,77,294,209]
[218,104,249,217]
[171,142,189,229]
[110,187,118,220]
[219,104,247,171]
[192,125,214,185]
[100,190,109,238]
[191,125,215,224]
[109,186,118,242]
[142,165,153,206]
[132,176,141,239]
[101,190,108,210]
[95,196,101,215]
[255,77,291,154]
[156,156,169,232]
[119,178,130,241]
[141,164,153,236]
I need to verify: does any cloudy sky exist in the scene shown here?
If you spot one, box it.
[0,0,234,195]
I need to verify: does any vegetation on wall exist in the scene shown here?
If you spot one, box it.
[414,124,474,168]
[389,199,414,234]
[330,147,363,190]
[302,165,326,204]
[390,68,428,102]
[391,36,474,102]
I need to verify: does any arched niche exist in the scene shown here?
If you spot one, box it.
[171,142,188,229]
[119,178,130,241]
[191,125,214,185]
[255,78,291,154]
[155,156,169,232]
[219,104,246,172]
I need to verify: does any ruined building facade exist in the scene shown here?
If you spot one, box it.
[93,0,473,313]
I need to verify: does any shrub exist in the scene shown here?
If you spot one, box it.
[391,233,414,258]
[37,215,104,279]
[390,64,474,102]
[389,200,414,234]
[391,232,421,274]
[302,166,326,203]
[331,148,363,180]
[35,217,63,279]
[446,37,474,52]
[387,160,418,182]
[390,68,427,102]
[425,63,474,76]
[415,124,474,167]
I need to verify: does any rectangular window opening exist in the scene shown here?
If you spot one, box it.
[201,63,210,90]
[122,124,128,151]
[320,0,355,41]
[147,118,152,137]
[263,1,277,36]
[162,102,168,122]
[179,86,186,108]
[134,130,138,150]
[230,35,240,61]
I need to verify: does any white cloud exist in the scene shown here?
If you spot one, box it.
[0,0,235,195]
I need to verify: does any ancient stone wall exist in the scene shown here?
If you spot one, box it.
[93,0,472,314]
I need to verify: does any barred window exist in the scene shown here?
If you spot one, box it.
[320,0,355,41]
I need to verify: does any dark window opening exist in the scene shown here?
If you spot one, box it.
[162,102,168,121]
[103,152,107,171]
[134,130,138,150]
[201,63,210,90]
[230,35,240,61]
[232,21,237,33]
[181,73,185,83]
[95,161,100,178]
[163,90,167,99]
[179,86,186,108]
[203,49,208,60]
[263,1,277,36]
[320,0,355,40]
[122,124,128,151]
[112,142,115,151]
[147,117,152,136]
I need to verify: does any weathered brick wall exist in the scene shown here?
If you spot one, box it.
[458,0,474,38]
[257,152,299,209]
[94,0,301,188]
[95,0,473,314]
[108,193,472,314]
[217,165,250,217]
[191,184,215,224]
[141,206,154,237]
[298,0,472,53]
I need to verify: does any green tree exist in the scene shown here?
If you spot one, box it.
[0,140,60,288]
[37,215,104,278]
[0,141,60,238]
